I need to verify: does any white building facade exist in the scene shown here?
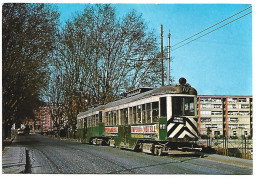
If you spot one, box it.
[198,95,253,138]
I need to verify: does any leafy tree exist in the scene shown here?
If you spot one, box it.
[2,3,59,139]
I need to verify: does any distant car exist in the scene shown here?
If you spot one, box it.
[17,129,24,135]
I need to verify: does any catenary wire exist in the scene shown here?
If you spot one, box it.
[173,11,252,51]
[173,5,252,48]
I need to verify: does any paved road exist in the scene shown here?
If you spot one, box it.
[9,134,253,174]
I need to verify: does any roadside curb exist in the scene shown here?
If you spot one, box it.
[2,147,26,174]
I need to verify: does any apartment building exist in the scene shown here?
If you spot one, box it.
[34,104,52,132]
[198,95,253,138]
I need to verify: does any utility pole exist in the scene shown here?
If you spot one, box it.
[167,30,171,85]
[161,25,164,87]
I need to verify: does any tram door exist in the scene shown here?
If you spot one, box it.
[159,97,168,140]
[119,108,131,146]
[83,118,87,140]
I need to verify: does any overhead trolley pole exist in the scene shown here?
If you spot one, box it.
[167,30,171,85]
[161,25,164,87]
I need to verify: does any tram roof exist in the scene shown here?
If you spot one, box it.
[78,83,197,118]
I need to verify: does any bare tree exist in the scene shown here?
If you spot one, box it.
[51,4,168,138]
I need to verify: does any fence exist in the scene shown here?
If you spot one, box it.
[199,137,253,160]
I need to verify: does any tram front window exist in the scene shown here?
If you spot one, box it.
[172,97,195,116]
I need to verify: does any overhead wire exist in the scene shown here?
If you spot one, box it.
[173,11,252,51]
[125,6,252,61]
[173,5,252,48]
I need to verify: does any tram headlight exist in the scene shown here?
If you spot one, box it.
[179,77,187,85]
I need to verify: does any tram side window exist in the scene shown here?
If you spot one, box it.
[78,119,82,129]
[92,115,96,126]
[84,118,87,128]
[133,106,137,124]
[160,97,167,117]
[89,116,91,127]
[90,116,93,127]
[152,102,159,122]
[105,112,108,125]
[142,104,146,123]
[129,107,133,124]
[146,103,151,123]
[108,112,112,125]
[87,117,90,127]
[96,114,99,125]
[116,110,119,125]
[137,105,141,124]
[113,111,117,125]
[120,109,123,125]
[124,108,128,125]
[86,117,88,127]
[99,112,102,123]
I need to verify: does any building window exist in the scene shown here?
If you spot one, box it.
[233,131,237,136]
[228,104,237,109]
[201,98,211,103]
[212,118,222,122]
[228,98,237,103]
[212,98,221,103]
[212,124,218,128]
[211,111,222,115]
[201,104,211,109]
[200,111,211,115]
[201,117,211,122]
[205,124,211,128]
[239,98,247,102]
[214,131,220,136]
[239,111,250,116]
[228,111,238,115]
[241,104,250,109]
[229,118,238,122]
[213,104,222,108]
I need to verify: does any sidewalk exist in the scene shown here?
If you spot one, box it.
[204,153,253,169]
[2,144,26,173]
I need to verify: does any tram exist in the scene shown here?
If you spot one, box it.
[77,77,200,155]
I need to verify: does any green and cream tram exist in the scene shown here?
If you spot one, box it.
[77,78,199,155]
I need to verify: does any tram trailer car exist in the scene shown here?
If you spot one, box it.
[77,78,201,155]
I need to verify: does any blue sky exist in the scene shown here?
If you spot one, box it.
[56,3,252,96]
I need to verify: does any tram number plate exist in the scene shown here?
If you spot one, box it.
[182,86,190,93]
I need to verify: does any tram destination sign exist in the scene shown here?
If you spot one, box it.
[170,117,185,124]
